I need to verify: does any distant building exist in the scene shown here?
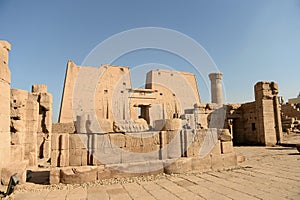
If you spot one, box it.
[288,93,300,105]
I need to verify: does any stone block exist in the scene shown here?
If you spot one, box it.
[32,84,47,93]
[51,134,59,150]
[98,119,113,133]
[109,161,150,174]
[10,131,24,145]
[186,143,197,157]
[211,154,223,170]
[69,149,82,166]
[49,168,60,184]
[58,150,69,167]
[58,134,69,150]
[222,153,237,168]
[167,142,182,159]
[10,108,26,119]
[148,160,164,174]
[69,149,88,166]
[113,119,149,133]
[217,129,232,141]
[109,134,125,148]
[50,150,58,167]
[28,152,37,166]
[43,140,51,159]
[164,158,192,174]
[10,119,25,132]
[52,123,76,134]
[0,118,10,134]
[153,119,181,131]
[210,140,221,155]
[39,93,52,110]
[120,150,159,163]
[0,161,28,185]
[96,148,121,165]
[52,133,69,150]
[10,145,24,162]
[81,149,88,165]
[97,166,112,180]
[25,109,39,121]
[191,156,211,173]
[221,141,234,154]
[25,125,39,137]
[60,166,98,184]
[69,134,86,149]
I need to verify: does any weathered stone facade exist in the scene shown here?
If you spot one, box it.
[281,104,300,133]
[0,41,12,180]
[0,41,53,185]
[227,82,283,146]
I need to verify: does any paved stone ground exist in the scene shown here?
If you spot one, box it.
[3,146,300,200]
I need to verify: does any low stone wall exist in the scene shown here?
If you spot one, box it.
[50,125,237,184]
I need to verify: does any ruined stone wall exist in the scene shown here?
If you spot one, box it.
[32,84,52,160]
[10,89,39,166]
[2,86,52,185]
[226,82,282,146]
[9,85,52,167]
[255,82,282,145]
[281,104,300,120]
[232,102,258,144]
[288,97,300,105]
[50,126,236,184]
[0,41,11,169]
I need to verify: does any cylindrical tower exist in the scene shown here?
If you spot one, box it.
[209,72,223,104]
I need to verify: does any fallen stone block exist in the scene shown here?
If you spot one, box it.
[60,166,98,184]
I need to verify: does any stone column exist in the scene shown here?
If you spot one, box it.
[209,72,223,105]
[0,41,11,168]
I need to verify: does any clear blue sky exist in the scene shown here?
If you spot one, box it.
[1,0,300,122]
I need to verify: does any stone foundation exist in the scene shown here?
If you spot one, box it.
[50,125,237,184]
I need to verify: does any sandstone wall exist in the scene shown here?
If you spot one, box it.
[227,82,282,146]
[58,61,80,123]
[232,102,257,144]
[145,70,201,116]
[59,63,202,133]
[11,89,39,166]
[32,84,52,160]
[0,41,11,169]
[255,82,282,145]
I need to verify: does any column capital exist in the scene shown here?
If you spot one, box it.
[209,72,223,80]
